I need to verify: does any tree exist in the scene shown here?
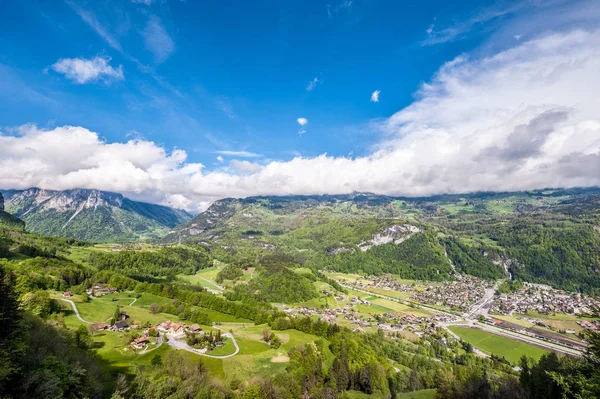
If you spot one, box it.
[261,328,271,342]
[20,290,55,318]
[81,292,89,302]
[151,354,162,366]
[149,303,159,314]
[113,305,121,322]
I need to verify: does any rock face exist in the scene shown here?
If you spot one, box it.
[1,188,192,242]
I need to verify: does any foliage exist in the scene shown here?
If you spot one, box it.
[216,263,244,282]
[89,245,212,278]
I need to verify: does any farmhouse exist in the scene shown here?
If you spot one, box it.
[112,321,130,332]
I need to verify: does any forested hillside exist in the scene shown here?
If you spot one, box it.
[165,189,600,293]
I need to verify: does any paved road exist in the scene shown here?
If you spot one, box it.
[60,298,93,324]
[167,327,240,359]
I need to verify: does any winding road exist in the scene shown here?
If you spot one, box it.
[61,297,241,358]
[167,326,240,359]
[60,298,93,324]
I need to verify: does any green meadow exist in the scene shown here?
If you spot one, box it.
[449,326,548,363]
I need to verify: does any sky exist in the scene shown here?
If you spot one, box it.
[1,0,600,212]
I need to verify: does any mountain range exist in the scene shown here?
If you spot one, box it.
[0,188,191,242]
[164,188,600,293]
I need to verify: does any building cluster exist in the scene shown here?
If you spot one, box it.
[377,313,462,337]
[85,284,118,297]
[490,285,600,316]
[282,301,373,328]
[408,276,490,311]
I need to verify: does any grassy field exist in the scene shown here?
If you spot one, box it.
[216,324,334,384]
[449,326,548,363]
[397,389,438,399]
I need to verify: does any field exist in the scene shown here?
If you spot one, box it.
[214,324,335,383]
[397,389,438,399]
[449,326,548,363]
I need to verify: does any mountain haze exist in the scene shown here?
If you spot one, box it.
[1,188,191,242]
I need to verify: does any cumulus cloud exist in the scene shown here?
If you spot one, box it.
[370,90,380,102]
[229,160,263,174]
[297,118,308,126]
[142,15,175,63]
[50,56,124,84]
[216,155,224,162]
[3,28,600,212]
[306,77,321,91]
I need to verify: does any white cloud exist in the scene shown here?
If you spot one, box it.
[370,90,380,102]
[297,118,308,126]
[142,15,175,63]
[422,2,530,46]
[50,56,124,84]
[3,27,600,212]
[215,150,261,158]
[306,77,320,91]
[216,155,224,162]
[131,0,155,5]
[229,160,263,174]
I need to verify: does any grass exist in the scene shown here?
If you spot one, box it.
[396,389,438,399]
[217,324,334,383]
[449,326,548,364]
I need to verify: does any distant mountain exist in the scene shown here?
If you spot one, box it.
[1,188,192,242]
[0,192,25,230]
[163,188,600,293]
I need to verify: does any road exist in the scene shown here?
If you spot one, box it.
[464,281,502,319]
[60,298,93,324]
[167,327,240,359]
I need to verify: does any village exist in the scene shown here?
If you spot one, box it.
[282,291,462,336]
[490,282,600,318]
[337,274,493,312]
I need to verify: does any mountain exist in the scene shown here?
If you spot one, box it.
[164,189,600,293]
[0,192,25,231]
[1,188,191,242]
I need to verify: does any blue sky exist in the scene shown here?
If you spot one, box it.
[1,0,600,211]
[0,0,504,161]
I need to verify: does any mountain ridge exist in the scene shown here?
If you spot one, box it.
[1,187,192,242]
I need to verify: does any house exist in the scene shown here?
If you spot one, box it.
[158,320,172,332]
[188,323,202,333]
[112,321,130,331]
[169,322,184,333]
[63,291,72,297]
[120,311,129,321]
[132,336,148,349]
[92,322,106,331]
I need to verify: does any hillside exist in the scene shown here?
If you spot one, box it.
[1,188,191,242]
[0,192,25,231]
[165,189,600,292]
